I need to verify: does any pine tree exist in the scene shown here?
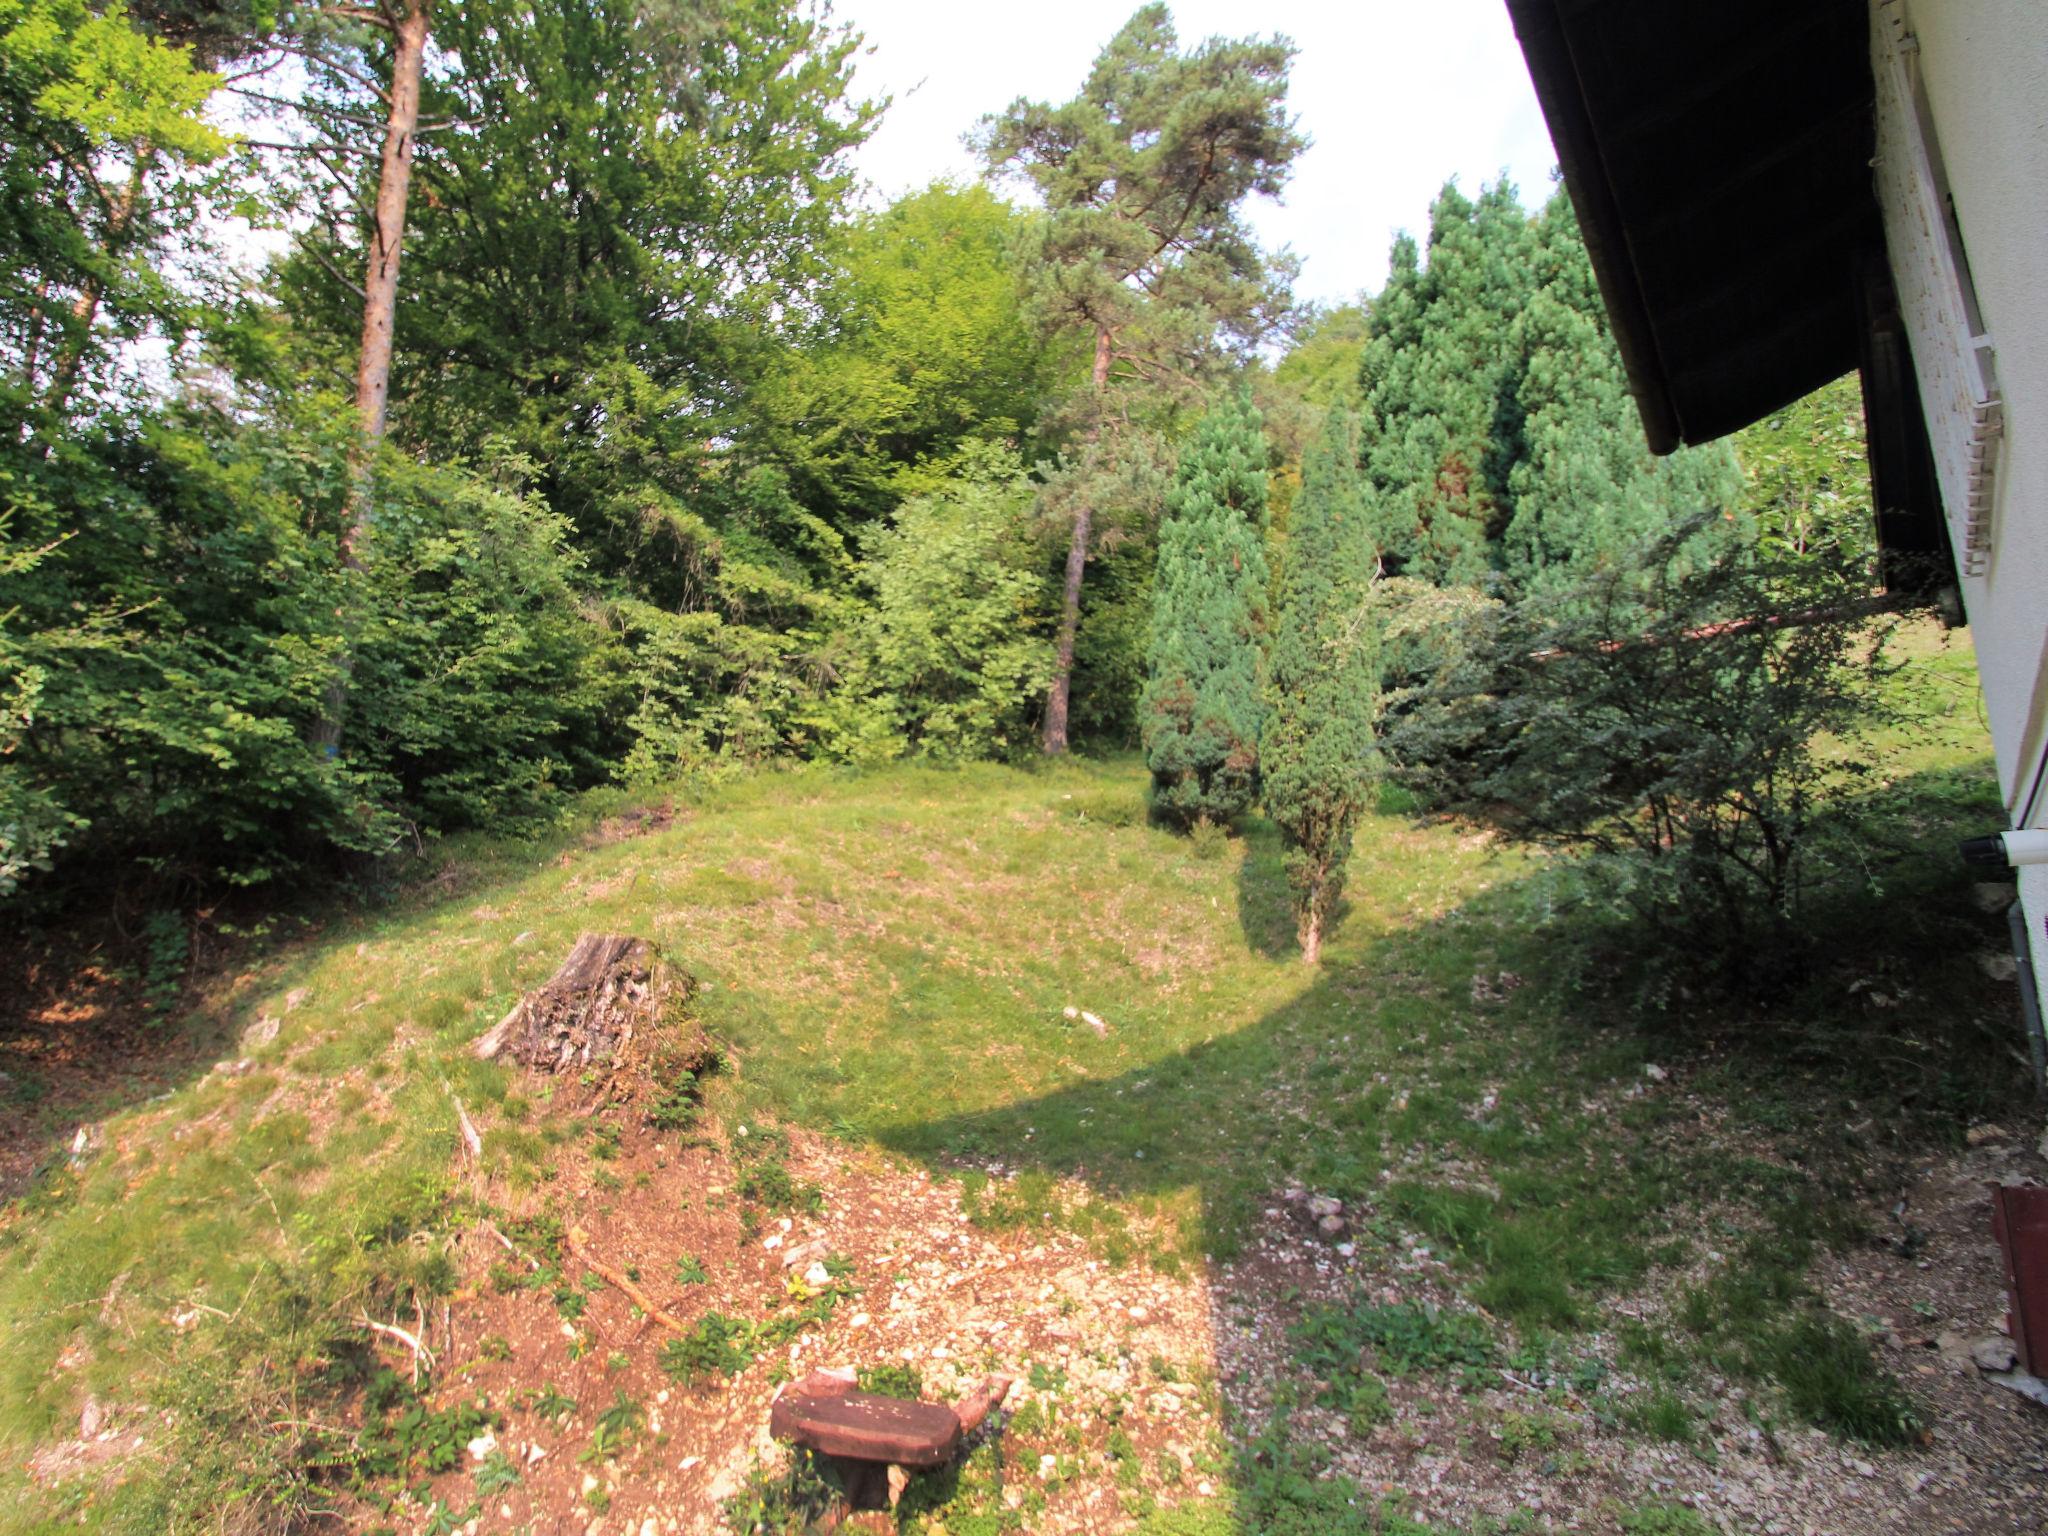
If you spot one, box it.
[1356,182,1538,585]
[1142,389,1272,827]
[1263,408,1381,963]
[976,5,1303,753]
[1352,181,1744,603]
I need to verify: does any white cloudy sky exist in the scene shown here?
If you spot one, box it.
[834,0,1561,309]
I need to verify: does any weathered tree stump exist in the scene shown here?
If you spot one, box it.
[474,933,670,1073]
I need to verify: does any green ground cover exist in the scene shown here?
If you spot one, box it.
[0,623,2016,1533]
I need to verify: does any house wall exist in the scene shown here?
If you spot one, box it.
[1874,0,2048,1000]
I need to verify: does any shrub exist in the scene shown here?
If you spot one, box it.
[1384,519,1907,997]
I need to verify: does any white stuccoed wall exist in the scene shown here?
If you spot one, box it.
[1876,0,2048,1004]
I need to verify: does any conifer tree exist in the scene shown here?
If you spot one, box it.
[1264,408,1381,963]
[976,5,1303,753]
[1141,389,1271,827]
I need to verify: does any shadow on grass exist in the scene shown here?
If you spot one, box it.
[883,758,2026,1467]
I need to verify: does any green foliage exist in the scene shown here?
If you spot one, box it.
[721,1447,844,1536]
[855,1362,923,1400]
[0,403,615,899]
[750,182,1068,524]
[1385,520,1907,996]
[1767,1313,1921,1447]
[1356,182,1742,593]
[1141,390,1271,826]
[827,447,1053,762]
[661,1311,756,1385]
[1292,1299,1496,1383]
[1734,372,1878,567]
[1262,408,1381,959]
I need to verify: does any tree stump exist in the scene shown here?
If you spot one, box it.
[474,933,671,1073]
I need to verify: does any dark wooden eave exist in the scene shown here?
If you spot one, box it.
[1504,0,1879,453]
[1505,0,1953,596]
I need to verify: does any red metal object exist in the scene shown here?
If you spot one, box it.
[1990,1184,2048,1375]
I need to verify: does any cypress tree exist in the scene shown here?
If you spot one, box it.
[1142,389,1271,827]
[1264,408,1381,963]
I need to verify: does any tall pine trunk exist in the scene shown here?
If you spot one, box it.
[312,0,429,758]
[1042,325,1113,755]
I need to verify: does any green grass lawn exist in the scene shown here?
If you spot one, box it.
[0,621,2020,1533]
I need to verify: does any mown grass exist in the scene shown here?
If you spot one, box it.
[0,620,2020,1530]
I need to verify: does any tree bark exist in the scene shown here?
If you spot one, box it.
[42,151,153,421]
[1299,887,1323,965]
[312,0,429,758]
[1041,325,1115,755]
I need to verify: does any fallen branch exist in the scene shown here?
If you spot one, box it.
[453,1097,483,1161]
[565,1225,689,1335]
[483,1222,541,1272]
[360,1315,435,1383]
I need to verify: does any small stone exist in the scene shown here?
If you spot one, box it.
[240,1015,280,1051]
[1967,1123,2009,1147]
[1306,1195,1343,1220]
[1978,951,2019,982]
[581,1472,601,1496]
[1643,1063,1669,1083]
[527,1443,547,1464]
[1081,1011,1108,1037]
[1318,1214,1346,1236]
[78,1398,104,1439]
[1848,1458,1876,1477]
[803,1261,832,1287]
[513,931,536,946]
[466,1429,498,1462]
[763,1233,784,1252]
[1062,1006,1079,1020]
[1972,1335,2019,1372]
[1337,1242,1357,1258]
[781,1238,830,1270]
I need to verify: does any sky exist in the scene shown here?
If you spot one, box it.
[834,0,1562,310]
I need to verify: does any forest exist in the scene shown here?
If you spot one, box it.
[4,0,1879,958]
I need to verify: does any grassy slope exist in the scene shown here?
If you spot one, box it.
[0,622,2015,1532]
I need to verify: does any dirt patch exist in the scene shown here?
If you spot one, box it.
[585,802,680,849]
[1208,1131,2048,1536]
[396,1125,1226,1534]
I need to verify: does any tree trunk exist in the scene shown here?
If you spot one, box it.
[42,151,153,421]
[1299,889,1323,966]
[1041,325,1114,755]
[312,0,430,759]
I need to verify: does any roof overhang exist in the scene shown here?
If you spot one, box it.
[1504,0,1952,596]
[1504,0,1880,453]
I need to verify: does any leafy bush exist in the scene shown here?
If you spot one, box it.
[1384,520,1908,997]
[0,403,617,904]
[824,445,1053,763]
